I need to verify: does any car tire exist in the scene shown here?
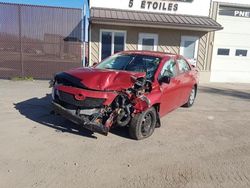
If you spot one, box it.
[129,107,157,140]
[183,86,196,108]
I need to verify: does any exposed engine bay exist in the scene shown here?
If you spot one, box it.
[51,72,153,135]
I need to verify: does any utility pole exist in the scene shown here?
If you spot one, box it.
[82,1,86,67]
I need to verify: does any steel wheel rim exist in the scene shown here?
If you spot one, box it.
[189,88,195,104]
[141,112,153,136]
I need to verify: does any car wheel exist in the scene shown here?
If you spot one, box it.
[183,86,196,107]
[129,107,157,140]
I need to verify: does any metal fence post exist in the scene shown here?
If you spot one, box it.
[18,5,24,77]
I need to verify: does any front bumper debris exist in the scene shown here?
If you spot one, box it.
[52,102,109,135]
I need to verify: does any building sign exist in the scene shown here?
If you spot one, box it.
[128,0,193,12]
[90,0,211,17]
[219,6,250,18]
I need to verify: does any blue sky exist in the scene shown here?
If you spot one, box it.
[1,0,87,9]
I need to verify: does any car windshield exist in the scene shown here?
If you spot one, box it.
[96,54,161,80]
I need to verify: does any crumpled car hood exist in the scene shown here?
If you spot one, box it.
[65,67,145,91]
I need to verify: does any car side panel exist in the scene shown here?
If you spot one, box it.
[175,56,197,105]
[176,72,194,105]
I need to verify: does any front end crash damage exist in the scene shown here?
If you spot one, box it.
[51,72,153,135]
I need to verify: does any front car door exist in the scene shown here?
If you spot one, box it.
[158,58,181,116]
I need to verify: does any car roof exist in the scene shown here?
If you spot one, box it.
[120,50,177,58]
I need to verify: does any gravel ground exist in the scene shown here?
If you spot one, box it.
[0,80,250,188]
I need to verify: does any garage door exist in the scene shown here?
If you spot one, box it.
[210,6,250,83]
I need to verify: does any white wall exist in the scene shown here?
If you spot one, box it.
[210,5,250,83]
[90,0,211,17]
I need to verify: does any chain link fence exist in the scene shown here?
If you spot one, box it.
[0,3,82,79]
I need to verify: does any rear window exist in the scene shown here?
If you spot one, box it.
[177,58,191,74]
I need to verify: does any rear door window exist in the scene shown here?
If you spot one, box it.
[177,58,191,74]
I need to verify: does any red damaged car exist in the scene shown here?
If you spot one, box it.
[51,51,199,140]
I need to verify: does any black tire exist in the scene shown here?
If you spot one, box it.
[183,86,197,108]
[129,107,157,140]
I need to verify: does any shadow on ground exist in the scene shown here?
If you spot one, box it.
[14,94,131,139]
[199,86,250,100]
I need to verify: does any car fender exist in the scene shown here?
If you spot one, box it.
[133,90,162,113]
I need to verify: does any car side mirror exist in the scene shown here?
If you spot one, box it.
[92,62,98,67]
[159,76,171,84]
[191,64,196,68]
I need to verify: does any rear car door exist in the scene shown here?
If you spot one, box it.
[176,57,194,105]
[158,58,181,116]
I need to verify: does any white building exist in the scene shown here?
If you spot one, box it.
[88,0,222,82]
[88,0,250,83]
[210,0,250,83]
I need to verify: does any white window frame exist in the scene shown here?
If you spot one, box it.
[99,29,127,61]
[138,33,158,51]
[180,36,199,64]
